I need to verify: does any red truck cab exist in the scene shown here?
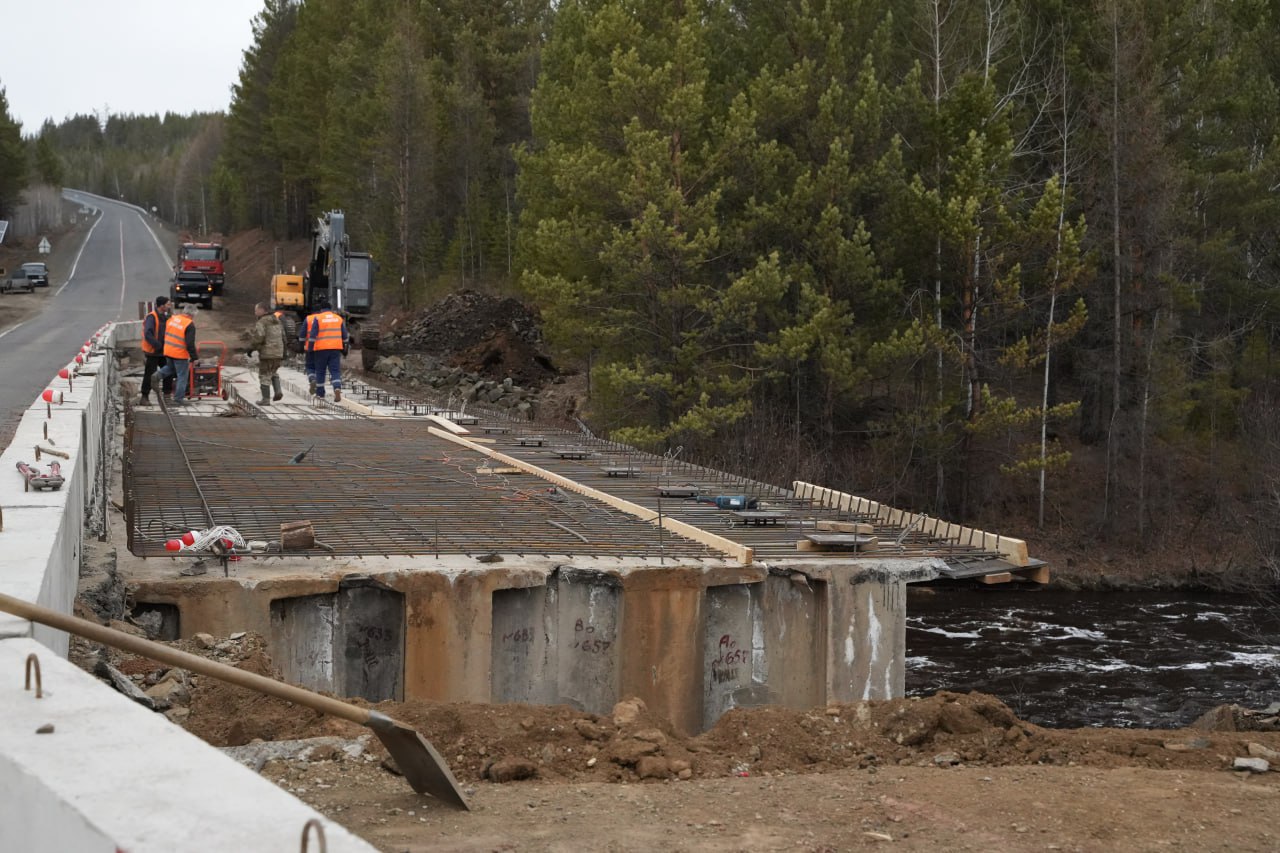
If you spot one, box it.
[176,242,229,294]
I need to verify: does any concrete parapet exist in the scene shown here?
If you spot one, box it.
[0,325,117,653]
[0,637,375,852]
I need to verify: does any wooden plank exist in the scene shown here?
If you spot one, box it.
[426,414,471,434]
[426,427,754,564]
[815,520,874,534]
[978,572,1013,585]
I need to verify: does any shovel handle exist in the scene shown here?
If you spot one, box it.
[0,592,374,728]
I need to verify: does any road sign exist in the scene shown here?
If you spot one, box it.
[38,237,51,254]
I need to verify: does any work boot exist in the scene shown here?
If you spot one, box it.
[138,395,151,406]
[271,375,283,401]
[308,377,317,396]
[333,388,342,403]
[259,384,272,406]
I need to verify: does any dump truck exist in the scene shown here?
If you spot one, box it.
[177,241,230,294]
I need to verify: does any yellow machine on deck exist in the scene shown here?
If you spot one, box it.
[270,273,306,310]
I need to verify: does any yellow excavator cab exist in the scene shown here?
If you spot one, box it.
[270,273,305,310]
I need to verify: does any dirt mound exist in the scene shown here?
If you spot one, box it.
[382,289,545,357]
[447,327,558,388]
[172,678,1280,784]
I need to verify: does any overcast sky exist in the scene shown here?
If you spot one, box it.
[0,0,266,133]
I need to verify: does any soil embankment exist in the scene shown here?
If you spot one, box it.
[72,629,1280,852]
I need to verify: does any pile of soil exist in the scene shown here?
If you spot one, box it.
[160,635,1279,786]
[380,290,557,386]
[382,289,544,355]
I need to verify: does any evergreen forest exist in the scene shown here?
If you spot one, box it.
[13,0,1280,569]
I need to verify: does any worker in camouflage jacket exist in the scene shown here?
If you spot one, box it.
[246,302,287,405]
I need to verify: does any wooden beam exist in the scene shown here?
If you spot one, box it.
[426,428,753,565]
[795,480,1030,566]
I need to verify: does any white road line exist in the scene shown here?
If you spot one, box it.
[56,206,104,297]
[135,211,172,271]
[117,220,129,318]
[0,322,27,341]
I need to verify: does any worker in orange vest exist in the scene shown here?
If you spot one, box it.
[157,306,198,405]
[139,296,173,405]
[300,309,320,394]
[306,301,350,402]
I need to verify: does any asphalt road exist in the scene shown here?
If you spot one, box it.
[0,191,175,442]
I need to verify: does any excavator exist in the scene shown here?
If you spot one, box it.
[270,210,380,366]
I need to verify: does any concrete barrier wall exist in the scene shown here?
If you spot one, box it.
[0,324,116,653]
[0,638,375,852]
[0,322,378,853]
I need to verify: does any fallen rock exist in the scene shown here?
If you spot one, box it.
[632,728,668,747]
[636,756,669,779]
[222,736,370,772]
[1247,742,1280,762]
[608,738,660,766]
[486,757,539,783]
[192,632,216,649]
[1233,757,1270,773]
[94,658,155,710]
[612,697,646,728]
[145,675,190,706]
[1193,705,1241,732]
[573,719,610,741]
[933,752,961,767]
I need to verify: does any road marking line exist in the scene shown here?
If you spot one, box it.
[135,211,171,271]
[56,205,104,297]
[0,321,27,341]
[117,221,128,318]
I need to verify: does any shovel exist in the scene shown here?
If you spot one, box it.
[0,592,469,810]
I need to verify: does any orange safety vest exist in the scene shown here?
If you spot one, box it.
[164,314,194,359]
[313,311,346,351]
[302,312,318,343]
[142,309,165,354]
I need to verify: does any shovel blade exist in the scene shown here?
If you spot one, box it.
[374,720,470,810]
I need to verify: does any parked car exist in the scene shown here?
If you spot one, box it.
[20,262,49,287]
[1,267,35,293]
[170,271,215,310]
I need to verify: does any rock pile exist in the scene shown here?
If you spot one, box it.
[369,353,539,417]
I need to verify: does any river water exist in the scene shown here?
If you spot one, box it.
[905,588,1280,729]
